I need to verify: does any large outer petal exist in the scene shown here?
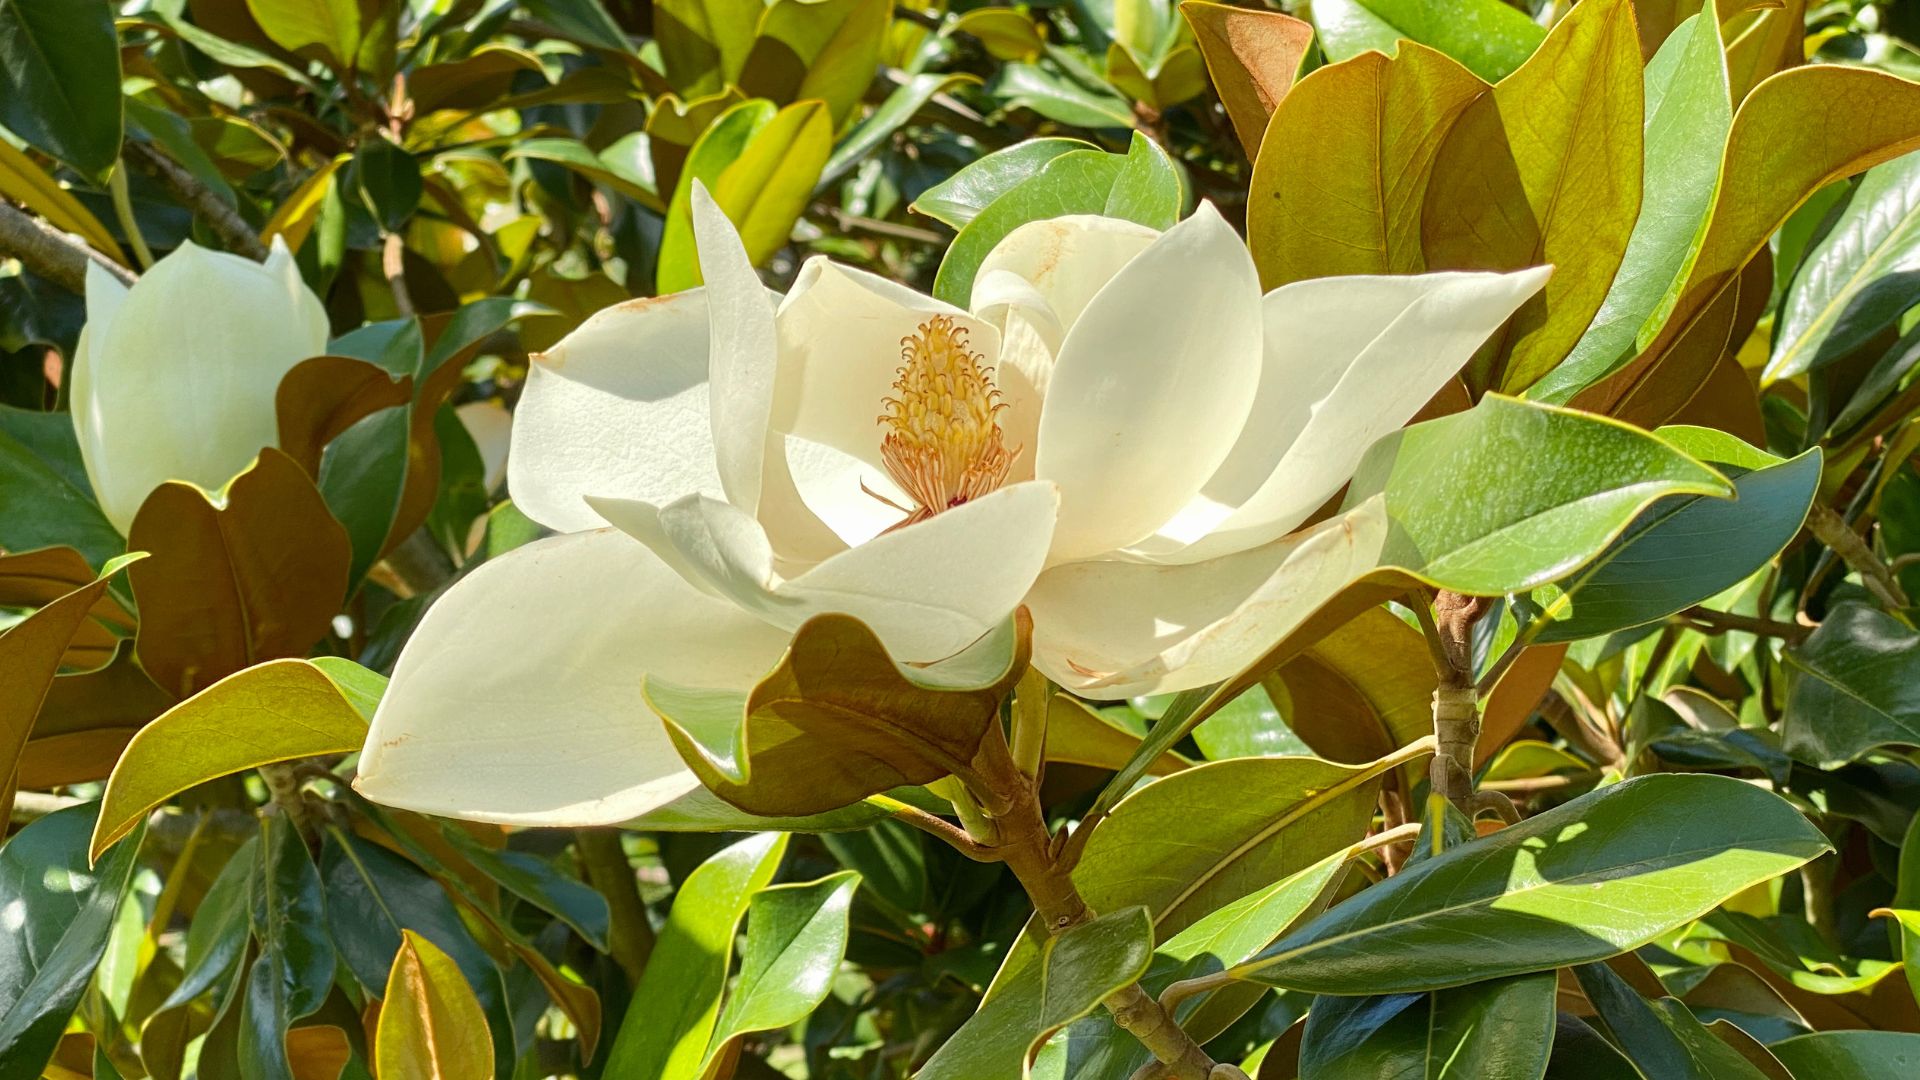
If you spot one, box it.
[73,237,328,533]
[594,480,1060,663]
[355,528,790,826]
[508,289,722,532]
[1130,267,1553,564]
[1033,203,1265,562]
[973,214,1159,333]
[1028,500,1388,699]
[694,183,778,516]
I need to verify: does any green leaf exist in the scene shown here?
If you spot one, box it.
[1572,962,1771,1080]
[91,658,381,859]
[1536,5,1732,403]
[821,72,979,189]
[1236,774,1828,994]
[990,62,1135,129]
[1344,395,1733,595]
[625,785,900,833]
[657,99,832,292]
[603,832,788,1079]
[0,406,125,570]
[911,138,1094,230]
[352,137,422,232]
[520,0,630,53]
[435,824,611,951]
[1781,602,1920,767]
[1248,41,1486,289]
[1314,0,1545,83]
[932,137,1178,307]
[1298,972,1556,1080]
[509,136,660,205]
[1033,845,1351,1078]
[741,0,890,129]
[160,836,258,1011]
[0,0,123,176]
[0,803,144,1078]
[1528,433,1820,643]
[240,814,335,1080]
[1768,1032,1920,1075]
[820,820,925,917]
[653,0,764,94]
[319,829,501,1005]
[707,871,861,1058]
[651,612,1028,817]
[917,908,1156,1080]
[1422,0,1643,393]
[375,930,495,1080]
[1768,148,1920,380]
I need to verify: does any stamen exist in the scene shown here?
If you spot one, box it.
[876,316,1018,524]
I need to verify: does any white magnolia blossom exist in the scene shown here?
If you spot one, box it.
[356,186,1548,826]
[74,237,330,533]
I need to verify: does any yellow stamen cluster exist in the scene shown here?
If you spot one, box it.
[877,316,1016,524]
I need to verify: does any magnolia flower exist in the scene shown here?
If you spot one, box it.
[73,238,330,533]
[356,187,1547,826]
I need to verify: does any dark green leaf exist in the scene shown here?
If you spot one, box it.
[708,871,861,1055]
[240,815,335,1080]
[0,405,124,569]
[0,0,123,176]
[1572,963,1771,1080]
[0,803,144,1077]
[352,137,422,233]
[1238,775,1828,993]
[1782,602,1920,767]
[160,835,258,1011]
[436,824,610,951]
[1768,1031,1920,1075]
[1299,972,1556,1080]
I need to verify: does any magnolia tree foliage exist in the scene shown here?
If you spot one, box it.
[5,0,1920,1078]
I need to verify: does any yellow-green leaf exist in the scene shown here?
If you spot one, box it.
[1423,0,1644,393]
[0,138,126,264]
[1248,43,1486,288]
[743,0,891,129]
[375,931,494,1080]
[90,657,383,860]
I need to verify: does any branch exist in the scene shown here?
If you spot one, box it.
[1673,605,1812,644]
[1806,504,1910,611]
[575,828,656,983]
[0,201,137,293]
[123,139,269,261]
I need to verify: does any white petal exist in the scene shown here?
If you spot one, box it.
[973,214,1159,332]
[781,433,909,549]
[693,183,778,516]
[1029,500,1389,699]
[598,481,1060,664]
[355,528,791,826]
[455,401,512,492]
[1131,268,1552,564]
[73,240,328,534]
[1034,203,1265,561]
[770,257,1001,473]
[507,290,722,533]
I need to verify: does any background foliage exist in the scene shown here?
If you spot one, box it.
[6,0,1920,1078]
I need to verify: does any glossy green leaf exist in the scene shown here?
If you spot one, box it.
[821,73,978,188]
[1033,846,1351,1079]
[1310,0,1542,82]
[653,0,761,95]
[918,908,1156,1080]
[1537,6,1732,403]
[244,0,382,73]
[91,658,381,859]
[1528,431,1820,643]
[1248,42,1486,288]
[1572,963,1771,1080]
[603,832,788,1079]
[651,612,1028,817]
[240,814,335,1080]
[1781,602,1920,767]
[507,137,658,204]
[0,803,143,1078]
[911,138,1094,230]
[708,871,861,1058]
[1237,775,1828,993]
[1768,1031,1920,1075]
[1344,395,1733,595]
[657,99,831,292]
[1423,0,1643,393]
[821,820,924,917]
[435,824,609,951]
[160,835,257,1011]
[990,62,1134,128]
[352,137,421,232]
[319,828,500,1003]
[932,134,1179,306]
[0,0,123,176]
[741,0,890,129]
[0,406,125,570]
[1298,972,1556,1080]
[1768,148,1920,379]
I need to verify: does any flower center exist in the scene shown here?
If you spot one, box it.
[876,315,1017,524]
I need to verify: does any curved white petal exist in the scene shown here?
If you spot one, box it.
[973,214,1159,332]
[73,238,328,534]
[770,257,1002,473]
[693,183,777,515]
[355,528,790,826]
[1130,268,1552,564]
[1034,203,1265,561]
[1029,499,1389,699]
[781,433,909,549]
[597,481,1060,663]
[507,289,722,533]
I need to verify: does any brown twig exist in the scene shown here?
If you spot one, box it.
[1806,503,1910,611]
[123,139,269,260]
[0,201,137,293]
[1673,605,1812,644]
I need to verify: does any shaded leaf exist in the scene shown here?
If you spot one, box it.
[1781,602,1920,768]
[0,0,122,176]
[708,871,861,1058]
